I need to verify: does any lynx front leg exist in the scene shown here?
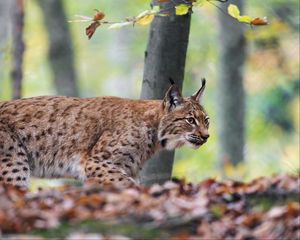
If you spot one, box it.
[84,158,137,188]
[0,124,30,187]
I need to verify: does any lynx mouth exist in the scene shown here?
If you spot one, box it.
[160,139,167,148]
[186,135,205,146]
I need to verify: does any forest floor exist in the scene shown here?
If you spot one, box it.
[0,174,299,239]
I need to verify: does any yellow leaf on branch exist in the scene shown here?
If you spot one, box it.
[227,4,268,26]
[237,15,252,24]
[175,4,190,16]
[137,14,155,25]
[228,4,240,19]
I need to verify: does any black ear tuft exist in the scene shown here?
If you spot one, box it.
[191,78,206,102]
[201,78,206,87]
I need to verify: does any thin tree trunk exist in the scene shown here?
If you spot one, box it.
[11,0,25,100]
[37,0,78,97]
[140,1,191,185]
[217,1,246,167]
[0,1,12,97]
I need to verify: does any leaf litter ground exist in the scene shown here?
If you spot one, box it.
[0,174,299,239]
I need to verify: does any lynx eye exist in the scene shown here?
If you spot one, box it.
[186,117,196,125]
[204,116,210,126]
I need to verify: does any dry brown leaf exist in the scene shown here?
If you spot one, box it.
[85,21,101,40]
[0,174,299,239]
[93,10,105,21]
[251,17,268,26]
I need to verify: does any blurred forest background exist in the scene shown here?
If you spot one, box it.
[0,0,299,183]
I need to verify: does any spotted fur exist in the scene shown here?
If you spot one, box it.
[0,79,209,188]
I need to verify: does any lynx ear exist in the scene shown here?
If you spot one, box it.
[163,83,183,111]
[191,78,206,102]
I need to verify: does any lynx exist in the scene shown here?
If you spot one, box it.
[0,79,209,188]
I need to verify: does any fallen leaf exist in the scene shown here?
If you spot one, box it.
[0,174,299,239]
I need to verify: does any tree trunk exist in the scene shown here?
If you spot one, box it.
[0,1,12,97]
[11,0,25,100]
[140,1,191,185]
[217,1,247,167]
[37,0,78,97]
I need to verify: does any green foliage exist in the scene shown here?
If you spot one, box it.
[259,80,299,132]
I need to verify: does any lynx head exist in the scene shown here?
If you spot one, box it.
[158,78,210,150]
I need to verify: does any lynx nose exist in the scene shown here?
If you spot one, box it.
[201,134,210,141]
